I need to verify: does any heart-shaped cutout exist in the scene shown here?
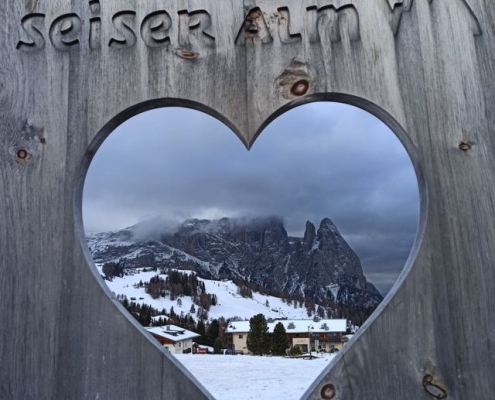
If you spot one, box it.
[83,102,419,399]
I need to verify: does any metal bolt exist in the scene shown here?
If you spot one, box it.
[16,148,28,160]
[321,383,336,399]
[291,79,309,97]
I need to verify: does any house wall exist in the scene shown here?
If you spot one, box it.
[290,333,345,352]
[149,333,196,354]
[173,338,195,354]
[163,344,176,354]
[230,331,345,354]
[232,333,248,354]
[292,337,310,352]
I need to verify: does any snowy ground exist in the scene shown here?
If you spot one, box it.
[175,353,336,400]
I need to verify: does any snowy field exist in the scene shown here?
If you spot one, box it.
[175,353,336,400]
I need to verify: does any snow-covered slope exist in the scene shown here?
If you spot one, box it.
[97,265,325,321]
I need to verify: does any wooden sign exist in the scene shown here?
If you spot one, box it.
[0,0,494,399]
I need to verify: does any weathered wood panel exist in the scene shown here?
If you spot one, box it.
[1,0,494,399]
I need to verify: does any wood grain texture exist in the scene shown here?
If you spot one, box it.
[1,0,494,399]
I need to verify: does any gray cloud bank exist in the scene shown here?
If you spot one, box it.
[83,103,420,295]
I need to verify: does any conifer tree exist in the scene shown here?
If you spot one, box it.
[206,319,220,346]
[214,337,222,354]
[247,314,270,356]
[196,320,206,344]
[271,322,289,356]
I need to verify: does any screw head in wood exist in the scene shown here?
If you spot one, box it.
[16,148,28,160]
[321,383,336,399]
[291,79,309,97]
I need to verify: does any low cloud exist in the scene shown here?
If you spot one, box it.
[130,216,182,242]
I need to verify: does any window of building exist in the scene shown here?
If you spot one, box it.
[239,335,243,339]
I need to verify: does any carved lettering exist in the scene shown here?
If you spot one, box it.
[455,0,481,36]
[235,8,273,46]
[141,11,172,48]
[16,1,367,52]
[178,9,215,49]
[109,11,137,49]
[16,13,45,51]
[49,14,82,51]
[387,0,406,9]
[277,7,302,44]
[388,0,481,36]
[387,0,413,36]
[307,5,360,44]
[89,0,100,14]
[89,0,102,49]
[305,7,319,44]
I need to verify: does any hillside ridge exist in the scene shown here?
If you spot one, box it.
[87,216,383,309]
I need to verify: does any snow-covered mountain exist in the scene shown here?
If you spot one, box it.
[87,217,382,308]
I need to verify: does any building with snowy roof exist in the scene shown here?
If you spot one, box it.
[145,325,200,354]
[226,319,347,354]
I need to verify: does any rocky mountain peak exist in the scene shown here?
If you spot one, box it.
[87,216,383,308]
[302,221,316,251]
[259,216,286,234]
[318,217,340,238]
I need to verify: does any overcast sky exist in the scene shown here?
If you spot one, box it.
[83,103,419,295]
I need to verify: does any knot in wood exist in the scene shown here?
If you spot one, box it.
[275,61,313,100]
[423,375,447,399]
[459,141,471,152]
[177,49,198,59]
[291,80,309,96]
[320,383,336,399]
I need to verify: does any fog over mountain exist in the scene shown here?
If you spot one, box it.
[87,216,383,309]
[83,103,420,295]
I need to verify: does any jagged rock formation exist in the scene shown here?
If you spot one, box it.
[87,217,383,308]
